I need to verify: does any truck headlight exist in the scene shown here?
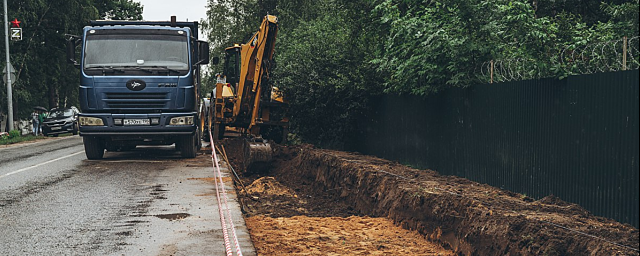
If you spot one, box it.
[79,117,104,126]
[169,116,194,125]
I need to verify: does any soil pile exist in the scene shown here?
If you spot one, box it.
[244,177,296,197]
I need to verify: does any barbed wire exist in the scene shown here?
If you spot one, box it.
[477,36,639,83]
[562,36,639,74]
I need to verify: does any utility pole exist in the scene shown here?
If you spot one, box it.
[3,0,13,131]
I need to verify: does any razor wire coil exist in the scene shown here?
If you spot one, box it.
[477,36,639,83]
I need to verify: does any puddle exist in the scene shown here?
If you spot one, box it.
[154,213,191,221]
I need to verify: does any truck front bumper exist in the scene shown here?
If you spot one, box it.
[78,112,197,136]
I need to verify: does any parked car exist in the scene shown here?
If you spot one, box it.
[42,107,80,136]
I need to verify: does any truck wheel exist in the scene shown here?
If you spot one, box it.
[83,136,105,160]
[180,133,197,158]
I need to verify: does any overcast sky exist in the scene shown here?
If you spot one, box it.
[136,0,208,23]
[135,0,208,38]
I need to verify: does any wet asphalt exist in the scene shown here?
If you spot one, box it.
[0,136,255,256]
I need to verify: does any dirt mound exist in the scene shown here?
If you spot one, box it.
[244,177,296,197]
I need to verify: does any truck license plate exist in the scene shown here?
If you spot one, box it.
[123,119,150,126]
[51,127,61,130]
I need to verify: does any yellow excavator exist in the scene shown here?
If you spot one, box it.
[206,15,288,165]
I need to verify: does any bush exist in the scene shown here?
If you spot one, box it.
[0,132,40,145]
[8,130,20,139]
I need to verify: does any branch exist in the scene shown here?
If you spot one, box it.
[15,4,52,85]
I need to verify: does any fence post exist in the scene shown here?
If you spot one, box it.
[622,36,627,71]
[490,60,494,84]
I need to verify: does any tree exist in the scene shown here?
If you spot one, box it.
[95,0,143,20]
[272,0,385,147]
[0,0,142,122]
[202,0,259,58]
[201,0,385,147]
[199,0,638,147]
[372,0,638,94]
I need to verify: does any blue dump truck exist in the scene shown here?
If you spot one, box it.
[67,17,213,159]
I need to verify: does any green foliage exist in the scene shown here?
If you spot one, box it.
[0,133,42,145]
[373,0,638,93]
[0,0,142,121]
[273,1,384,147]
[373,0,561,94]
[8,130,20,139]
[202,0,639,147]
[202,0,385,148]
[95,0,143,20]
[200,0,261,95]
[202,0,261,60]
[534,0,634,26]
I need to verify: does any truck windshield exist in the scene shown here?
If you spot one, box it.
[84,33,189,72]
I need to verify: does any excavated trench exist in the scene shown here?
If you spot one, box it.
[219,139,638,255]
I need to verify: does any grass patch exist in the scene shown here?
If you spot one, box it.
[0,134,45,145]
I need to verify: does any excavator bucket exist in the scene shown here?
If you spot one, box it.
[240,138,273,171]
[217,137,273,172]
[247,141,272,164]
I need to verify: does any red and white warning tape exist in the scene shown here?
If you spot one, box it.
[209,129,243,256]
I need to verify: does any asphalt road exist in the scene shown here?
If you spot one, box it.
[0,136,254,256]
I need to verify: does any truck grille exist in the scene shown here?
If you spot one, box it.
[104,92,170,109]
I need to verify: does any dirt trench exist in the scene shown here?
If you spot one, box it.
[219,139,638,255]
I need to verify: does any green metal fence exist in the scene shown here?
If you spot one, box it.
[350,70,639,228]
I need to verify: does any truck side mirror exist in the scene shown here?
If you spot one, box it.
[66,40,76,64]
[197,41,210,65]
[66,35,80,67]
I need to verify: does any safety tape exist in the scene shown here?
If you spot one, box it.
[209,129,244,256]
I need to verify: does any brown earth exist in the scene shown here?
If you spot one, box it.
[219,139,639,255]
[246,215,454,255]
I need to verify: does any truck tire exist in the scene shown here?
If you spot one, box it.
[83,136,105,160]
[180,133,197,158]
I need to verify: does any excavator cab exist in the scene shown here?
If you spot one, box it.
[223,46,241,93]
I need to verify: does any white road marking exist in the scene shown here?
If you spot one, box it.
[0,151,84,179]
